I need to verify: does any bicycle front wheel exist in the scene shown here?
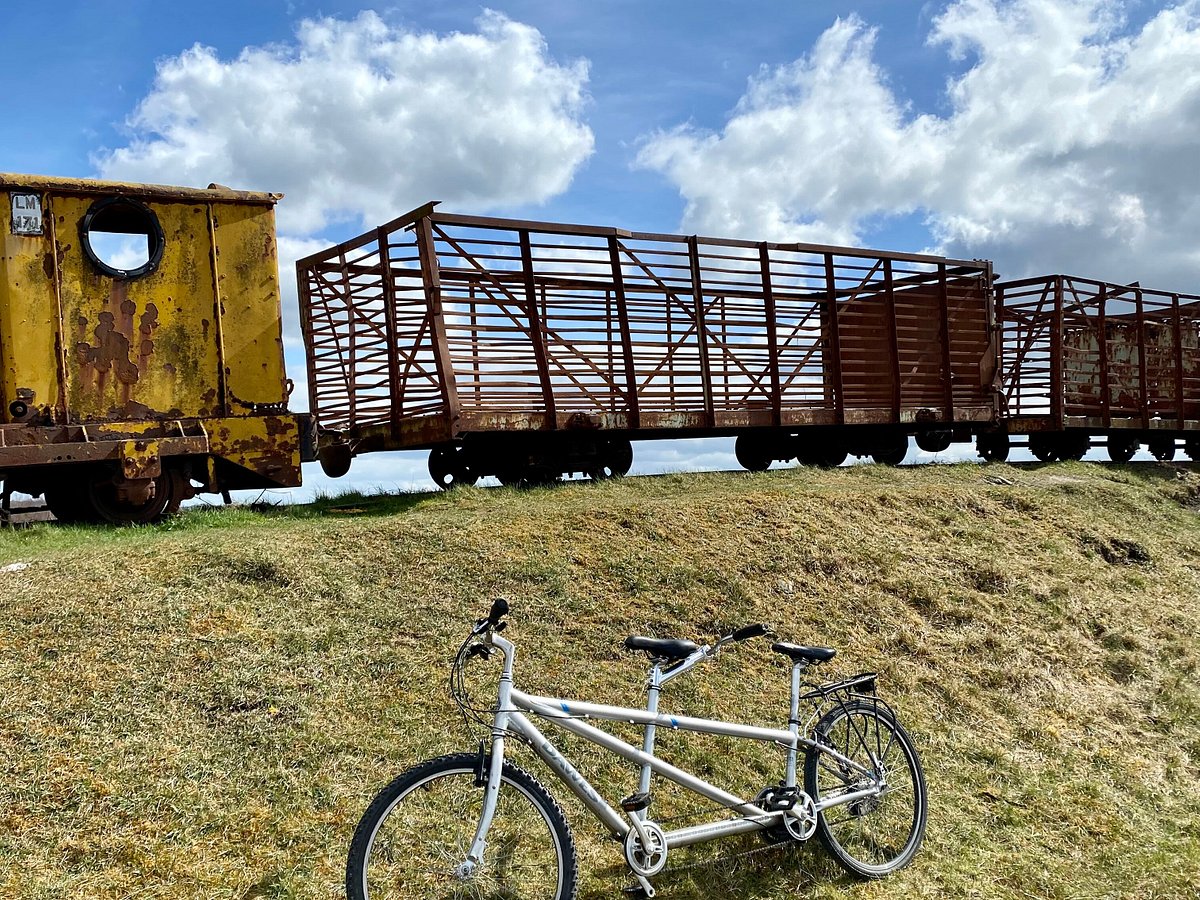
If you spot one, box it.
[803,699,927,878]
[347,752,578,900]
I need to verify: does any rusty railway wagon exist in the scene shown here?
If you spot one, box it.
[983,275,1200,463]
[298,203,999,487]
[0,174,308,523]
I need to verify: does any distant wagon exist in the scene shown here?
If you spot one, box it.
[297,203,999,487]
[992,275,1200,462]
[0,175,309,522]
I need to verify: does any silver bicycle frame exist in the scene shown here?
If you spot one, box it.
[465,631,884,868]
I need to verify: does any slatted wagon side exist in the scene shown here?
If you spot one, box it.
[298,204,998,487]
[994,275,1200,462]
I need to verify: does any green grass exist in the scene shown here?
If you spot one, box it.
[1,462,1199,898]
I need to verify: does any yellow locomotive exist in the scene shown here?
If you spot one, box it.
[0,174,307,523]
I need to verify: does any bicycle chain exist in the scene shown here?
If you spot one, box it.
[640,832,815,883]
[617,798,817,884]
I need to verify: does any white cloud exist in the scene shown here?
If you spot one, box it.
[96,10,594,236]
[638,0,1200,287]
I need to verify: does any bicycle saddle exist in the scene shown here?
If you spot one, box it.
[771,642,836,664]
[624,635,700,662]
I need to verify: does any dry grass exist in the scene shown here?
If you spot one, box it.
[1,461,1199,899]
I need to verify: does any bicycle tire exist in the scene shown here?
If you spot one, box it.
[346,752,578,900]
[803,700,927,878]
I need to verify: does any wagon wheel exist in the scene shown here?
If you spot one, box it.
[915,430,952,454]
[1028,434,1058,463]
[794,438,845,468]
[1148,438,1176,462]
[1186,438,1200,461]
[813,445,848,468]
[84,465,186,525]
[734,434,773,472]
[589,438,633,481]
[871,435,909,466]
[977,433,1010,463]
[427,444,476,490]
[495,467,527,488]
[318,442,353,478]
[497,461,558,488]
[1059,433,1090,461]
[1106,436,1137,463]
[606,438,634,476]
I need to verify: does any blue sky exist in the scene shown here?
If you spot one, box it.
[4,1,1198,499]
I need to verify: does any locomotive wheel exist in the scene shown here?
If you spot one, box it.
[871,436,908,466]
[1107,436,1137,463]
[428,444,476,490]
[1028,434,1058,462]
[44,472,94,524]
[734,434,773,472]
[84,466,186,525]
[977,433,1010,463]
[1148,438,1176,462]
[915,430,952,454]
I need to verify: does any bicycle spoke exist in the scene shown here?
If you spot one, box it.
[807,702,925,877]
[362,768,563,900]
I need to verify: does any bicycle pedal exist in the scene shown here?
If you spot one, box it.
[622,879,655,898]
[620,791,652,813]
[761,786,799,812]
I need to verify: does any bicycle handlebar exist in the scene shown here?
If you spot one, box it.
[472,598,511,637]
[488,598,509,626]
[730,623,773,642]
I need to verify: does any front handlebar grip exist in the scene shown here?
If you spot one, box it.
[731,622,773,642]
[488,597,510,626]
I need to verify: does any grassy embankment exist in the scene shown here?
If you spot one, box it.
[1,462,1198,899]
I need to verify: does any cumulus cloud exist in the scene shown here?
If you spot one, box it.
[638,0,1200,287]
[97,10,593,235]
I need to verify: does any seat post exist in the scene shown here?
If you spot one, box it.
[786,661,806,786]
[638,661,664,801]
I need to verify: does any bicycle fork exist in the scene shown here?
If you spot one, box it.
[459,653,515,880]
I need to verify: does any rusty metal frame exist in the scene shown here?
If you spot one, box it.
[996,274,1200,433]
[297,205,997,450]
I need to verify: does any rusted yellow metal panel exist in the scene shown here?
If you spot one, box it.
[0,195,65,422]
[119,438,162,480]
[206,415,301,488]
[54,194,224,421]
[211,202,289,411]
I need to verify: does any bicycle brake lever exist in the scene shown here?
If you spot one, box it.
[467,643,492,660]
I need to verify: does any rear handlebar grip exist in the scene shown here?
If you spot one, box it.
[732,623,772,642]
[488,597,510,626]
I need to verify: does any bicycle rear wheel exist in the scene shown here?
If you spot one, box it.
[347,752,578,900]
[803,700,927,878]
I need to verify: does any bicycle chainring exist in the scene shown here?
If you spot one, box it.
[781,792,818,840]
[624,820,669,877]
